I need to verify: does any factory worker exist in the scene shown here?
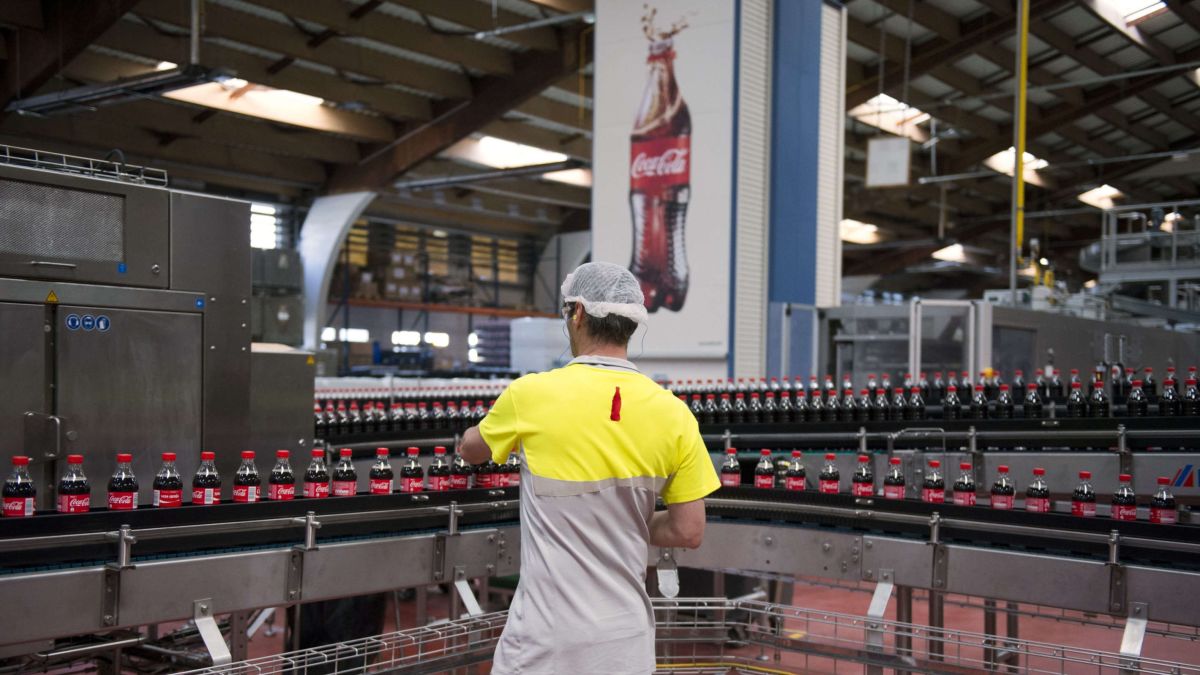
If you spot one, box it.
[458,261,720,675]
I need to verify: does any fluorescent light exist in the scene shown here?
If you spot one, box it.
[424,331,450,348]
[156,61,178,71]
[932,244,967,263]
[468,348,482,363]
[250,212,277,250]
[321,327,335,342]
[392,330,421,346]
[848,93,931,142]
[1078,184,1123,209]
[1039,257,1050,266]
[322,327,369,343]
[442,135,568,169]
[543,168,593,187]
[251,203,277,216]
[1121,0,1167,23]
[840,218,881,244]
[467,332,479,347]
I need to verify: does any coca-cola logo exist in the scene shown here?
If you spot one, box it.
[109,493,136,507]
[631,148,688,179]
[64,496,90,509]
[3,498,27,515]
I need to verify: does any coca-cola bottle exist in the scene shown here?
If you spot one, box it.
[906,386,925,420]
[890,387,908,420]
[702,393,719,424]
[428,447,451,492]
[689,394,704,421]
[151,452,180,508]
[111,451,140,509]
[332,448,357,497]
[1025,468,1050,513]
[335,401,349,433]
[942,385,962,420]
[922,460,945,504]
[762,392,779,423]
[1112,474,1138,521]
[1047,367,1064,402]
[233,451,261,503]
[430,402,447,430]
[268,450,296,501]
[369,448,394,494]
[719,447,740,487]
[475,459,497,489]
[1066,382,1086,417]
[840,388,858,422]
[1126,380,1148,417]
[1160,378,1181,416]
[1143,367,1158,402]
[819,454,840,494]
[993,385,1014,419]
[716,393,733,425]
[57,454,91,513]
[852,455,874,497]
[1089,374,1110,417]
[192,451,221,506]
[784,451,805,491]
[1023,383,1043,419]
[866,373,879,393]
[918,372,931,401]
[953,463,976,506]
[314,402,326,437]
[808,389,825,422]
[873,388,890,421]
[400,447,424,493]
[1184,378,1200,416]
[3,456,35,518]
[883,457,905,500]
[989,465,1015,509]
[629,9,691,312]
[793,390,811,423]
[1011,370,1025,394]
[1072,470,1096,517]
[450,452,472,490]
[1150,477,1177,524]
[753,449,775,488]
[503,453,522,487]
[747,393,763,424]
[932,371,946,403]
[348,400,362,433]
[303,448,330,498]
[968,385,988,419]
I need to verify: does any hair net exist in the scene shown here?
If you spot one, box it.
[560,262,649,325]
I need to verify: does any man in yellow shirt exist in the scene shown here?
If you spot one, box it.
[459,261,720,675]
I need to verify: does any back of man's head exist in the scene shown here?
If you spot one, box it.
[560,262,648,346]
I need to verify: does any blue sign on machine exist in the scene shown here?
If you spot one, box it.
[65,314,81,331]
[81,315,96,331]
[96,316,111,332]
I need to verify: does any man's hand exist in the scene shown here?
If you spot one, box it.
[458,426,492,466]
[649,499,706,549]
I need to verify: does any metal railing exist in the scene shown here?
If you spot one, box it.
[0,143,168,186]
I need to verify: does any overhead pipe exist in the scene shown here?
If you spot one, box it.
[392,160,583,191]
[1009,0,1031,305]
[190,0,202,66]
[472,11,595,40]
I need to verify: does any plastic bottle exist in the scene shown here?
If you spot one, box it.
[400,447,424,493]
[1011,370,1025,394]
[969,385,988,419]
[1143,367,1158,402]
[990,465,1015,509]
[151,452,181,508]
[1066,382,1086,418]
[192,451,221,506]
[819,454,840,494]
[348,400,362,433]
[883,457,905,500]
[2,456,35,518]
[702,393,719,424]
[823,388,842,422]
[268,450,296,500]
[720,448,740,487]
[1022,383,1043,419]
[303,448,330,498]
[1071,470,1095,517]
[906,387,925,420]
[872,388,890,421]
[732,393,748,424]
[314,402,326,436]
[763,392,779,423]
[993,385,1014,419]
[1150,477,1177,525]
[922,460,945,504]
[233,451,261,503]
[841,388,858,422]
[57,454,90,513]
[851,455,874,497]
[1184,379,1200,416]
[784,451,805,491]
[1126,380,1148,417]
[716,393,733,425]
[450,452,472,490]
[1111,474,1138,521]
[890,387,908,420]
[942,385,962,420]
[953,463,976,506]
[808,388,825,422]
[332,448,357,497]
[1089,373,1110,417]
[428,446,451,491]
[793,390,811,423]
[1047,367,1064,402]
[753,449,775,488]
[747,393,763,424]
[1025,467,1050,513]
[370,448,394,494]
[932,371,946,403]
[1160,379,1182,416]
[504,452,522,487]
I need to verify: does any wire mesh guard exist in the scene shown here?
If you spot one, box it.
[179,598,1200,675]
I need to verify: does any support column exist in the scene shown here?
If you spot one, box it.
[298,192,377,349]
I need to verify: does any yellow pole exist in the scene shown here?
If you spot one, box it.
[1010,0,1030,303]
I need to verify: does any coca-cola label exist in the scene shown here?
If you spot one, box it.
[1071,500,1096,517]
[192,487,218,505]
[429,476,449,492]
[719,474,740,487]
[852,482,874,498]
[449,475,469,491]
[1112,504,1138,521]
[3,496,34,517]
[508,473,521,487]
[58,494,91,513]
[400,477,424,493]
[630,136,690,193]
[1025,497,1050,513]
[991,494,1014,510]
[1150,507,1177,525]
[922,488,945,504]
[269,483,295,501]
[753,475,774,489]
[883,485,905,500]
[232,485,259,503]
[785,477,805,491]
[819,479,839,494]
[303,482,329,498]
[953,491,976,506]
[152,489,179,508]
[369,479,393,494]
[332,480,357,497]
[110,492,138,510]
[494,473,509,488]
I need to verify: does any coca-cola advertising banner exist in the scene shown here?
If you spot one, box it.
[592,0,735,359]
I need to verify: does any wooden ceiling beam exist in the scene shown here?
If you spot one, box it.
[95,21,432,120]
[523,0,594,13]
[391,0,558,51]
[483,119,591,160]
[512,95,592,133]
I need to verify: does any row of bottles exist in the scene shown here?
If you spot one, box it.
[720,450,1179,524]
[315,399,492,437]
[2,448,522,517]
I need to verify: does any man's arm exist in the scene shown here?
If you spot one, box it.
[458,426,492,466]
[649,498,706,549]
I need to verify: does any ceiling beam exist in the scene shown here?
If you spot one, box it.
[0,0,141,116]
[367,198,548,237]
[1164,0,1200,30]
[513,95,592,133]
[484,118,591,160]
[1076,0,1178,67]
[95,21,432,120]
[0,0,42,29]
[385,190,563,226]
[523,0,594,13]
[391,0,558,51]
[328,28,585,193]
[409,159,590,209]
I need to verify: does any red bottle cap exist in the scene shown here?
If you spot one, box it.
[1071,369,1079,375]
[894,387,904,394]
[153,453,168,462]
[1144,367,1153,372]
[339,448,352,457]
[726,447,736,454]
[376,447,389,456]
[760,449,770,455]
[434,446,447,454]
[707,394,716,400]
[407,447,419,456]
[200,451,215,461]
[1132,379,1143,387]
[1028,383,1038,390]
[311,448,324,458]
[1119,473,1132,481]
[825,453,836,460]
[1071,382,1082,389]
[975,385,984,392]
[1015,369,1023,376]
[11,456,29,466]
[999,384,1009,391]
[1157,476,1170,485]
[766,392,775,398]
[722,393,731,399]
[1188,379,1198,386]
[890,457,901,465]
[911,387,920,394]
[947,385,957,392]
[241,451,255,459]
[1033,467,1045,476]
[875,388,885,395]
[736,393,745,399]
[998,465,1009,473]
[750,393,759,399]
[67,454,83,464]
[1079,470,1091,479]
[858,455,869,462]
[929,460,941,468]
[277,449,290,458]
[792,450,801,457]
[960,463,972,470]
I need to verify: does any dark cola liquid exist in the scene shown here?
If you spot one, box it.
[306,465,329,483]
[193,473,220,489]
[953,476,974,494]
[991,481,1015,497]
[370,464,394,481]
[333,465,357,483]
[151,475,179,491]
[59,476,90,495]
[3,480,34,498]
[271,467,295,486]
[1026,483,1049,499]
[428,462,450,480]
[234,472,260,487]
[401,463,425,480]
